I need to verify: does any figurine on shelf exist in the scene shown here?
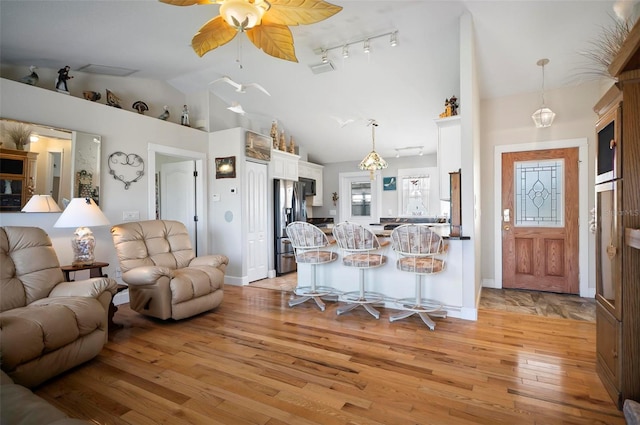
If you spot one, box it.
[181,105,190,126]
[278,131,287,151]
[288,136,296,154]
[132,100,149,114]
[439,98,452,118]
[158,105,170,121]
[106,89,122,108]
[83,91,101,102]
[270,121,278,149]
[19,66,39,86]
[55,65,73,93]
[449,95,459,116]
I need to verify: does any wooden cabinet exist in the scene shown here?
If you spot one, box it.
[0,148,38,211]
[435,116,461,200]
[298,160,324,206]
[593,20,640,409]
[269,149,299,181]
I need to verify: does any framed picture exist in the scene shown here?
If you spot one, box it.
[245,131,271,161]
[215,156,236,179]
[383,176,396,191]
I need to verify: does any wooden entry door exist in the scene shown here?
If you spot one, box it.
[502,148,579,294]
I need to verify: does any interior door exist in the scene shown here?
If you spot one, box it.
[501,148,579,293]
[246,160,268,282]
[340,173,380,227]
[160,160,197,249]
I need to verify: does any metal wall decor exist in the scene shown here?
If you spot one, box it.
[108,151,144,189]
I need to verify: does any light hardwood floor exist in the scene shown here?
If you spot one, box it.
[36,285,624,424]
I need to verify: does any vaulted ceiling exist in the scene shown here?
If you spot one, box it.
[0,1,632,164]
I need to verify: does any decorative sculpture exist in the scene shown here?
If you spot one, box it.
[108,152,145,190]
[55,66,73,93]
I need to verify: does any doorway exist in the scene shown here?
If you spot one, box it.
[46,150,63,203]
[148,143,206,255]
[338,171,382,226]
[494,138,589,297]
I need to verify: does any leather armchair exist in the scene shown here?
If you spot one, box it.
[0,226,118,388]
[110,220,228,320]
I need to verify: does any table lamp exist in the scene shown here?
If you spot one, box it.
[54,197,110,266]
[21,194,62,212]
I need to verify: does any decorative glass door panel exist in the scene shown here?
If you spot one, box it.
[400,175,430,216]
[350,181,371,217]
[514,159,564,227]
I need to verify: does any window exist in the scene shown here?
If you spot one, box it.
[397,168,431,217]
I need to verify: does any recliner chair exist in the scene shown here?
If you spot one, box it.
[110,220,228,320]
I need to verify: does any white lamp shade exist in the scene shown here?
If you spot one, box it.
[532,107,556,128]
[21,195,62,212]
[53,197,110,228]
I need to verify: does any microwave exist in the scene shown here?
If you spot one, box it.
[299,177,316,196]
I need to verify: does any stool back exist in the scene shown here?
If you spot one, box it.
[390,224,446,275]
[286,221,337,265]
[333,222,386,268]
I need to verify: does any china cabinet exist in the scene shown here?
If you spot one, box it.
[298,160,324,206]
[0,148,38,211]
[593,19,640,409]
[435,116,461,200]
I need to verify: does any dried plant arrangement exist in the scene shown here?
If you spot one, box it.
[577,13,637,81]
[6,123,32,150]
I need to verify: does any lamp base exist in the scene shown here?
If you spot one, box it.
[71,226,96,266]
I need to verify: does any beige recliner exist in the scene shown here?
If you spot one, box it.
[0,226,118,389]
[110,220,228,320]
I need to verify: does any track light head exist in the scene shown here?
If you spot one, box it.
[363,39,370,54]
[342,45,349,58]
[390,31,398,47]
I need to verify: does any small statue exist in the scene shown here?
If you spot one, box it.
[132,100,149,114]
[19,66,39,86]
[439,98,452,118]
[106,89,122,108]
[270,121,278,149]
[181,105,190,126]
[288,136,295,154]
[55,65,73,93]
[278,131,286,151]
[449,95,459,115]
[158,105,170,121]
[83,91,101,102]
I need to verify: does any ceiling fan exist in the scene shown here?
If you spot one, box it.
[160,0,342,62]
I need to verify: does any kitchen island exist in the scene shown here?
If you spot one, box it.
[298,224,476,321]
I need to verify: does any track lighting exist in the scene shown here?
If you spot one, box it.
[314,30,398,62]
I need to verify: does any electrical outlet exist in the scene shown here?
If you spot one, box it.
[122,210,139,221]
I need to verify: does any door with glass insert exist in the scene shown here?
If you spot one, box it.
[501,148,579,293]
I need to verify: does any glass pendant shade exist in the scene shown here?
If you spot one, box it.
[54,197,110,266]
[220,0,269,30]
[532,107,556,128]
[358,121,388,180]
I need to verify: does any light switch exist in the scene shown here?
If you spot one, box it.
[212,194,221,202]
[123,210,139,221]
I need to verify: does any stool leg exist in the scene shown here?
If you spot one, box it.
[418,312,436,331]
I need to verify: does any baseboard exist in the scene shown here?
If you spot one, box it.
[582,287,596,298]
[482,278,499,288]
[113,289,129,306]
[267,269,276,278]
[224,275,249,286]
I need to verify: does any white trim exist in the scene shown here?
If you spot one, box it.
[224,276,249,286]
[147,143,208,255]
[493,138,589,297]
[482,278,498,288]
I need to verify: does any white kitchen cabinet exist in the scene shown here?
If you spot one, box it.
[436,116,461,200]
[298,160,324,206]
[270,149,299,180]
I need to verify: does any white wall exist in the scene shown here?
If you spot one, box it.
[479,79,612,292]
[0,78,208,280]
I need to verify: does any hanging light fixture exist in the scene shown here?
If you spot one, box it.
[359,120,388,180]
[531,58,556,128]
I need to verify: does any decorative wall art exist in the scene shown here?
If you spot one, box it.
[108,151,145,190]
[383,177,396,191]
[215,156,236,179]
[245,131,271,162]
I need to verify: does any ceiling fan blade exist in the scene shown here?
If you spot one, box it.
[159,0,215,6]
[266,0,342,26]
[246,23,298,62]
[192,16,238,57]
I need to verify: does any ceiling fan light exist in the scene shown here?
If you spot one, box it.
[532,107,556,128]
[219,0,268,30]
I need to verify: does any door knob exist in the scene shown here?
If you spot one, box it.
[503,224,511,231]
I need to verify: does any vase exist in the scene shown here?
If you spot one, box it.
[4,180,12,194]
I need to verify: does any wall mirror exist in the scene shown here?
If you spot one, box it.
[0,118,101,211]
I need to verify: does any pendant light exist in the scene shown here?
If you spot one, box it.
[532,58,556,128]
[359,120,388,180]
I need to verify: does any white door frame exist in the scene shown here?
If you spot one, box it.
[493,138,590,297]
[338,171,383,226]
[148,143,207,255]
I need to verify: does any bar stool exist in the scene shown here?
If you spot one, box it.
[286,221,338,311]
[389,224,448,330]
[332,222,388,319]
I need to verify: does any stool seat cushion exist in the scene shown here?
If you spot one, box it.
[296,250,338,264]
[343,253,387,268]
[397,256,444,274]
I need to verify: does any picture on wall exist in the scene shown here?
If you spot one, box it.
[215,156,236,179]
[383,177,396,191]
[245,131,271,161]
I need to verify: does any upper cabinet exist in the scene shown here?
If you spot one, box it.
[0,148,38,211]
[269,149,299,181]
[436,116,461,200]
[298,161,324,206]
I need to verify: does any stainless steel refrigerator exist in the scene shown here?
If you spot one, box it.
[274,178,307,275]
